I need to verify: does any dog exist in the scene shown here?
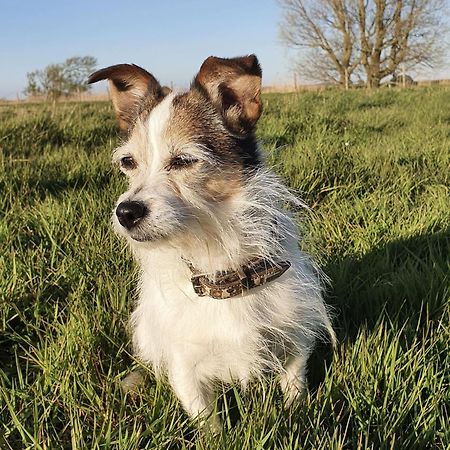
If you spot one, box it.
[88,54,334,429]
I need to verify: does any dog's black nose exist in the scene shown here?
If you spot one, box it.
[116,201,147,230]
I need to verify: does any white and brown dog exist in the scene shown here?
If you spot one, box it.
[89,55,334,429]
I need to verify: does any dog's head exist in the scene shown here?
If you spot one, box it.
[88,55,262,244]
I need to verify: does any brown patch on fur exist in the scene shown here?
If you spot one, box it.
[167,91,260,169]
[165,91,246,202]
[168,92,236,163]
[88,64,168,133]
[204,175,241,202]
[169,162,241,204]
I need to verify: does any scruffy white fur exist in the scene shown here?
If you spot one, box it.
[88,55,335,429]
[111,94,335,428]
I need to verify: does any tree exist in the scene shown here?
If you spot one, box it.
[280,0,360,88]
[279,0,448,88]
[357,0,446,87]
[25,56,97,100]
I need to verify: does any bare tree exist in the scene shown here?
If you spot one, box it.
[279,0,360,87]
[357,0,447,87]
[279,0,448,87]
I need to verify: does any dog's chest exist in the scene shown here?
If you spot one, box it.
[132,265,269,378]
[138,270,257,342]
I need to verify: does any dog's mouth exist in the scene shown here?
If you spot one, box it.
[118,220,184,244]
[129,234,151,243]
[126,228,168,243]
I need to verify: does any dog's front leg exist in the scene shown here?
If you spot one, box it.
[169,362,220,432]
[279,354,308,407]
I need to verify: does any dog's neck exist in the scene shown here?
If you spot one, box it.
[184,256,291,299]
[130,227,279,277]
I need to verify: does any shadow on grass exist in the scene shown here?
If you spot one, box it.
[25,171,114,200]
[308,226,450,391]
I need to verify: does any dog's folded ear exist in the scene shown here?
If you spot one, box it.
[88,64,170,133]
[194,55,262,136]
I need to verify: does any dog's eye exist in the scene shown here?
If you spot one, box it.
[120,156,137,170]
[167,155,199,171]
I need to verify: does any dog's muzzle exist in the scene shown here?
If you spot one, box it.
[116,201,148,230]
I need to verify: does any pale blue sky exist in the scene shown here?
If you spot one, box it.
[1,0,449,99]
[0,0,292,99]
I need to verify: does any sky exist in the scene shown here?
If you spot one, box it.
[2,0,449,99]
[0,0,293,99]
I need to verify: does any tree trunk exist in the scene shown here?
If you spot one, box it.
[339,69,350,89]
[367,73,381,88]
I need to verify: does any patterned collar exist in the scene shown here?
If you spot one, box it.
[184,257,291,299]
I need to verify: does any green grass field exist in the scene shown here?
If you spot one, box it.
[1,87,449,449]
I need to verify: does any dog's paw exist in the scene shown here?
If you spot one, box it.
[201,415,222,436]
[121,370,145,395]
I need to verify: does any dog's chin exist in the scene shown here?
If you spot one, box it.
[128,234,153,243]
[124,225,186,245]
[126,230,168,244]
[113,215,199,248]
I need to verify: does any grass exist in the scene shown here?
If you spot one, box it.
[0,87,449,449]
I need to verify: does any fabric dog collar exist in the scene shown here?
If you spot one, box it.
[184,258,291,299]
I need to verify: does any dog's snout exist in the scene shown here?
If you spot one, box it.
[116,201,148,230]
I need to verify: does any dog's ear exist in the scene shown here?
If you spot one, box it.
[194,55,262,135]
[88,64,170,133]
